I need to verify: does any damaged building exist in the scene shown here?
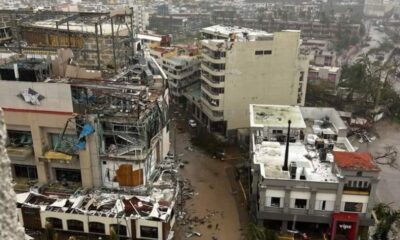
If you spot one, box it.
[0,45,171,192]
[249,105,380,240]
[16,169,178,239]
[0,9,138,70]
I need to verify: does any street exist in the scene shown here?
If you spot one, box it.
[172,118,245,240]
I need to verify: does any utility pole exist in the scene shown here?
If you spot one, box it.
[174,120,177,163]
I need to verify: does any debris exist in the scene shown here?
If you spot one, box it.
[186,230,202,238]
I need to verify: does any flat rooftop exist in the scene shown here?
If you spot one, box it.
[250,104,307,129]
[254,141,338,182]
[202,25,273,40]
[26,19,129,35]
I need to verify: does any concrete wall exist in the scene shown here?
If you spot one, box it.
[222,31,309,130]
[0,81,96,187]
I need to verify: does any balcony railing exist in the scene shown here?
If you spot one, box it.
[343,187,371,195]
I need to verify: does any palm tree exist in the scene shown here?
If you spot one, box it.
[245,222,266,240]
[244,222,278,240]
[373,203,400,240]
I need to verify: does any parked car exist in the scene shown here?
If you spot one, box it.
[188,119,197,127]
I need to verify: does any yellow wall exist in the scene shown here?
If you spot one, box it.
[222,31,309,130]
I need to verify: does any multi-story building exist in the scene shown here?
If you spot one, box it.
[148,15,188,35]
[308,65,341,89]
[162,55,200,103]
[1,47,170,192]
[0,10,139,70]
[192,25,309,137]
[249,104,380,240]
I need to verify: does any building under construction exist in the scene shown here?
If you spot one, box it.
[0,9,138,70]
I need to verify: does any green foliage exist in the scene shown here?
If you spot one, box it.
[110,226,119,240]
[244,222,278,240]
[44,222,58,240]
[373,203,400,240]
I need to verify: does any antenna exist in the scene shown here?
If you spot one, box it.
[282,120,291,171]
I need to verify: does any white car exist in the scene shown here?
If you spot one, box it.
[188,119,197,127]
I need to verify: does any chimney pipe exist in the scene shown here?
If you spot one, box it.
[282,120,291,171]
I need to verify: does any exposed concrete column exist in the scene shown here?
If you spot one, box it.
[308,189,317,215]
[31,125,48,183]
[258,186,266,213]
[367,178,379,212]
[283,187,291,213]
[334,179,345,211]
[281,221,288,232]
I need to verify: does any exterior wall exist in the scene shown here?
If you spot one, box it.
[0,81,95,187]
[222,31,309,130]
[161,126,170,159]
[136,219,163,240]
[40,211,131,237]
[258,178,374,226]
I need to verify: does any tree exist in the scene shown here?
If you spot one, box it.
[110,226,119,240]
[44,222,58,240]
[244,222,278,240]
[373,203,400,240]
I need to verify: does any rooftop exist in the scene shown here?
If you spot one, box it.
[26,19,129,36]
[254,141,338,182]
[333,151,380,172]
[201,25,274,41]
[16,169,178,221]
[250,104,307,129]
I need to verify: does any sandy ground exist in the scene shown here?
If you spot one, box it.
[172,123,244,240]
[355,119,400,208]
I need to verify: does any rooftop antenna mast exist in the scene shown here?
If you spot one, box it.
[282,120,291,171]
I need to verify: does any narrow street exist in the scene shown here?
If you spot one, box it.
[172,117,245,240]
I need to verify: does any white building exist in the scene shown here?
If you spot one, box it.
[249,105,380,239]
[192,25,309,137]
[162,55,200,102]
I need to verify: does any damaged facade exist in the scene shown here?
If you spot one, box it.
[249,105,380,240]
[0,45,170,192]
[0,9,138,70]
[16,169,178,239]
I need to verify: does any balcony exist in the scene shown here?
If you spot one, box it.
[201,84,224,99]
[202,49,226,64]
[201,96,223,112]
[201,62,225,76]
[201,103,224,121]
[343,187,371,196]
[201,73,224,87]
[6,145,34,161]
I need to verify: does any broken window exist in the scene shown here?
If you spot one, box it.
[294,199,307,209]
[344,202,363,212]
[46,217,63,229]
[67,220,84,232]
[89,222,105,234]
[49,133,78,154]
[55,168,81,183]
[14,164,38,179]
[270,197,281,207]
[140,226,158,238]
[6,130,33,147]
